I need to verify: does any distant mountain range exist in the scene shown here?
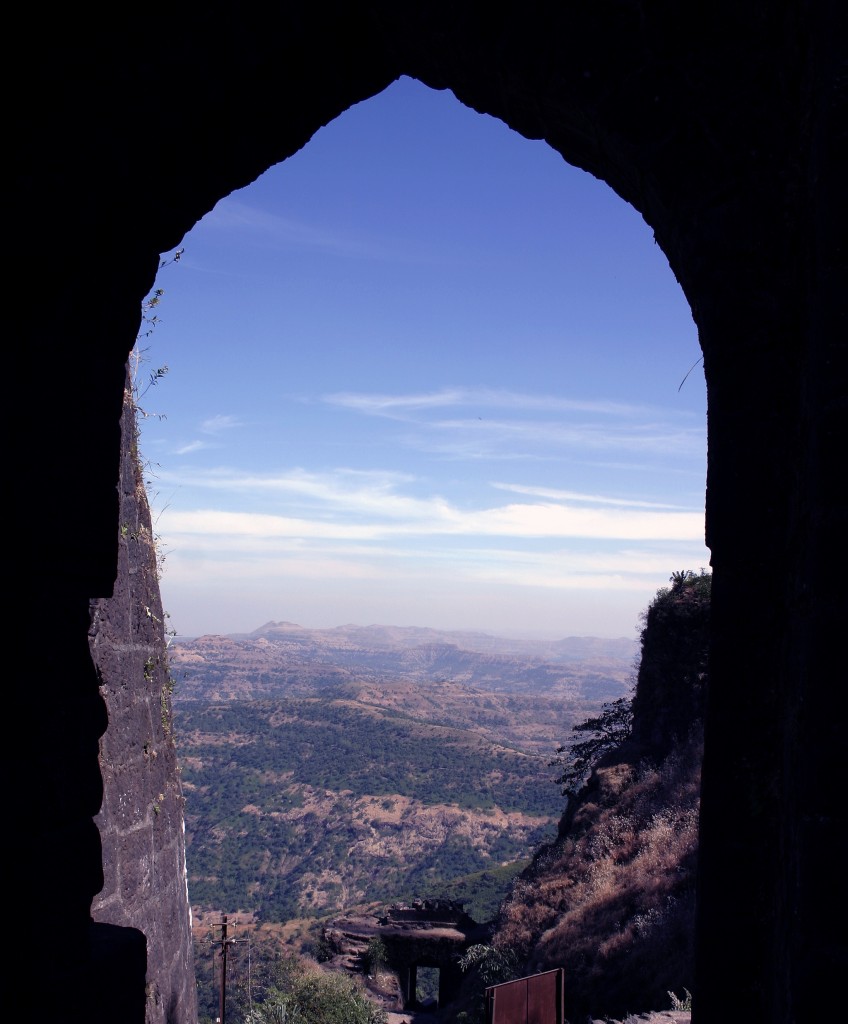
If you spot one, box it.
[169,622,637,703]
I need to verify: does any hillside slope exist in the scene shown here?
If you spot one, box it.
[484,571,710,1022]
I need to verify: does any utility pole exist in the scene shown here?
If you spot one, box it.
[210,915,238,1024]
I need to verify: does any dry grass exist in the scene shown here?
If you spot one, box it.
[493,727,703,1021]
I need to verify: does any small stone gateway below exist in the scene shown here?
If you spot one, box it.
[324,899,491,1012]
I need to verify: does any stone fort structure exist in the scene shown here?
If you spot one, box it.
[325,899,491,1012]
[12,4,843,1023]
[373,906,472,1012]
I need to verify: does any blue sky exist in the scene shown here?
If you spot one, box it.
[138,76,709,641]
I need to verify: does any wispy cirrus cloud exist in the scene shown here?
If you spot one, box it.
[174,440,208,456]
[323,386,649,419]
[156,466,420,514]
[158,542,706,590]
[491,483,696,510]
[153,466,703,542]
[159,503,703,542]
[321,386,705,462]
[412,417,704,459]
[166,414,244,457]
[201,414,244,434]
[204,199,388,259]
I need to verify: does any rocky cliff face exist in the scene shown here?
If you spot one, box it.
[88,372,197,1024]
[488,573,710,1022]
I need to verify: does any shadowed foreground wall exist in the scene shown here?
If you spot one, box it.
[12,3,844,1022]
[89,376,198,1024]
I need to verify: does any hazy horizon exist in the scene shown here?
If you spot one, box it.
[170,613,643,644]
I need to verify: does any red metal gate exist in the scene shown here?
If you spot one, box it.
[485,968,565,1024]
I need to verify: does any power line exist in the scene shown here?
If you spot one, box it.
[206,915,247,1024]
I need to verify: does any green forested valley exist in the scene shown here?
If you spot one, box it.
[170,624,634,936]
[175,693,560,924]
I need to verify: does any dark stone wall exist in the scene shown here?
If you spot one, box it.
[88,375,197,1024]
[11,4,844,1022]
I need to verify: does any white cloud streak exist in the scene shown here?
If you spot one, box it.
[323,386,651,418]
[491,482,695,510]
[157,531,709,604]
[201,414,244,434]
[321,386,705,462]
[204,199,388,259]
[174,441,207,455]
[155,464,704,543]
[158,504,702,542]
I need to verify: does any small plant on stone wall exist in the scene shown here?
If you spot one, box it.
[161,671,176,735]
[130,249,182,420]
[669,988,693,1011]
[130,262,181,734]
[364,937,388,976]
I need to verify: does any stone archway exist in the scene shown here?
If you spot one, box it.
[327,900,486,1013]
[14,6,843,1023]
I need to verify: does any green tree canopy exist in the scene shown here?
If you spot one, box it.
[550,695,633,799]
[244,953,386,1024]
